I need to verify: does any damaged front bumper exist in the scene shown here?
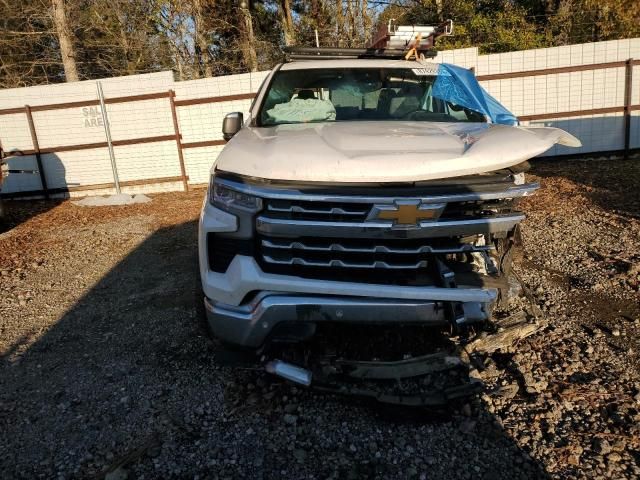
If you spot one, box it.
[200,171,536,349]
[265,355,483,407]
[205,290,495,348]
[258,305,544,407]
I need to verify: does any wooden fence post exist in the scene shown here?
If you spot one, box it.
[169,90,189,192]
[24,105,49,199]
[623,59,633,159]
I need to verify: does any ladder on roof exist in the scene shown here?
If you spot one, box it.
[368,20,453,54]
[282,20,453,62]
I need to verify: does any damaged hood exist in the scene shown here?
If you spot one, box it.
[214,121,580,183]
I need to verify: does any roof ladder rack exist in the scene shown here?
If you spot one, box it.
[283,46,431,61]
[369,20,453,50]
[283,21,453,62]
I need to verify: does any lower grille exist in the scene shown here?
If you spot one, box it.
[260,236,490,270]
[257,236,491,285]
[261,237,490,255]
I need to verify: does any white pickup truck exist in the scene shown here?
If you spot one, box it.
[198,51,580,356]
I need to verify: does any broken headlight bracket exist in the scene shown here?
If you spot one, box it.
[432,257,467,334]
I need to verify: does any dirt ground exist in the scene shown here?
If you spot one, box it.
[1,157,639,479]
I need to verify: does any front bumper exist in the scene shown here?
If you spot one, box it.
[201,252,498,307]
[205,292,490,348]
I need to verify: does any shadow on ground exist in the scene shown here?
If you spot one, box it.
[1,152,68,232]
[0,218,549,479]
[0,198,65,233]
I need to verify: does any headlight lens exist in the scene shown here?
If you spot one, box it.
[209,176,262,212]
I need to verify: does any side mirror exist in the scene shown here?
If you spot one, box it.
[222,112,244,141]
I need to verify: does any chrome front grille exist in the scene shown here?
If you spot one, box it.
[256,213,525,239]
[263,198,515,223]
[265,256,431,270]
[265,199,370,221]
[211,175,538,280]
[260,237,493,270]
[261,237,492,255]
[250,182,537,277]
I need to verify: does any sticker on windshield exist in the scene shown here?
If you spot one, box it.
[412,66,439,76]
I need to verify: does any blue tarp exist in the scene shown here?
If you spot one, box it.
[432,63,518,125]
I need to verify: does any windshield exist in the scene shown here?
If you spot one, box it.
[258,68,487,126]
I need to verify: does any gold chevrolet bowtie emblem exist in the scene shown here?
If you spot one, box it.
[369,202,446,227]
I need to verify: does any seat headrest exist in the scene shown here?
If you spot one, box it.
[297,89,316,100]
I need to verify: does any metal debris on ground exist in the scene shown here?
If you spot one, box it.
[262,276,546,408]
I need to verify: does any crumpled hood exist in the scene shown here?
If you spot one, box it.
[214,121,581,182]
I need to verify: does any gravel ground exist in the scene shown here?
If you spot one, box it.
[1,157,639,479]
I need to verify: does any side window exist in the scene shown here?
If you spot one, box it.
[446,103,470,121]
[445,102,486,122]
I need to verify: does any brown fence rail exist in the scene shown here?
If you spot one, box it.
[0,175,189,199]
[12,134,178,156]
[0,57,638,199]
[173,92,255,107]
[475,59,640,81]
[0,91,173,116]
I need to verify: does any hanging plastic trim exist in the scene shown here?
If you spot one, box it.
[432,63,518,125]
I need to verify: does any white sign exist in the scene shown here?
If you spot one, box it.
[412,66,439,76]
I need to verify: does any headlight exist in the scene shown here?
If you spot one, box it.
[209,175,262,212]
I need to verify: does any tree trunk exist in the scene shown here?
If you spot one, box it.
[361,0,370,44]
[194,0,213,77]
[239,1,258,72]
[435,0,443,21]
[345,0,356,47]
[51,0,79,81]
[174,52,185,81]
[335,0,344,47]
[278,0,295,46]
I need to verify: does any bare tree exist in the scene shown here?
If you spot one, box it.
[361,0,371,42]
[347,0,356,46]
[278,0,295,46]
[0,0,58,87]
[51,0,79,81]
[193,0,213,77]
[335,0,344,47]
[155,0,198,80]
[238,0,258,72]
